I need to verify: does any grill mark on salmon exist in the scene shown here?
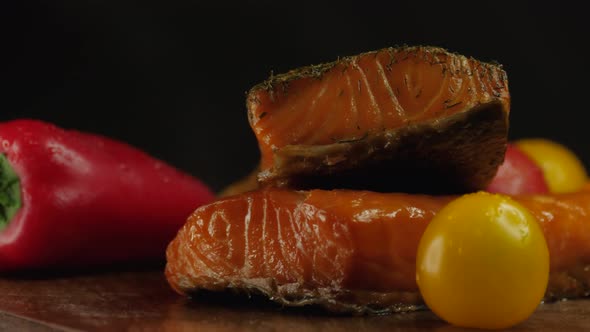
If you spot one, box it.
[353,60,383,128]
[247,46,510,193]
[295,77,330,144]
[375,58,405,121]
[345,70,360,133]
[303,71,343,144]
[166,188,590,314]
[243,196,254,275]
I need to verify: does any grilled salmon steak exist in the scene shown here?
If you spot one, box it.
[166,188,590,314]
[247,46,510,193]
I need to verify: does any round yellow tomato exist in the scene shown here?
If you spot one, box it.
[516,139,587,193]
[416,192,549,329]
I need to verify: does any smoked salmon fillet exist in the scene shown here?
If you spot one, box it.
[166,189,590,314]
[247,46,510,193]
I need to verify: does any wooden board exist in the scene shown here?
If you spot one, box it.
[1,269,590,331]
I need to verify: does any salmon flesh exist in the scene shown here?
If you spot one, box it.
[166,189,590,314]
[247,46,510,193]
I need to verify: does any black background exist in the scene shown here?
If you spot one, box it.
[6,1,588,191]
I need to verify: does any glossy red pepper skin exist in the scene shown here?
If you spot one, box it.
[0,119,215,271]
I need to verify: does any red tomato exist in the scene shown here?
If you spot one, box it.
[487,144,549,195]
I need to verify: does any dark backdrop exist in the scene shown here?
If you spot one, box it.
[6,1,588,191]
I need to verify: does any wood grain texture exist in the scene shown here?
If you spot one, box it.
[0,269,590,331]
[0,312,65,332]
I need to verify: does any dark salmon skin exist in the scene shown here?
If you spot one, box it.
[166,188,590,314]
[247,46,510,193]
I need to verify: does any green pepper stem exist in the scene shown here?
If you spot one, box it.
[0,154,21,230]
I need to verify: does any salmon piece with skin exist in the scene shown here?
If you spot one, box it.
[247,46,510,193]
[166,188,590,314]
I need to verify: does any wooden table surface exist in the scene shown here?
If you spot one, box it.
[1,268,590,331]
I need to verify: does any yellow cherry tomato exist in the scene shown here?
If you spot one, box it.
[516,139,587,193]
[416,192,549,329]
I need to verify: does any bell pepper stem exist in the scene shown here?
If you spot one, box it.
[0,154,21,230]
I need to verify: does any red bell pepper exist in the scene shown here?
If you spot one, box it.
[0,119,215,271]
